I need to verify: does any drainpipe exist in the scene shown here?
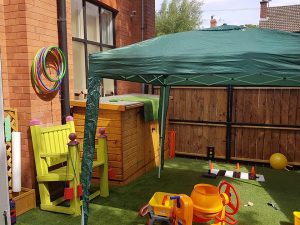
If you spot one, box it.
[57,0,70,123]
[141,0,147,93]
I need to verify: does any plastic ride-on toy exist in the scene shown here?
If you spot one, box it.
[140,180,240,225]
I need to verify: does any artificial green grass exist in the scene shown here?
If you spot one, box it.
[17,158,300,225]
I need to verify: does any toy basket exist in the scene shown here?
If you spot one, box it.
[149,192,174,217]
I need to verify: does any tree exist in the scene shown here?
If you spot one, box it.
[156,0,203,36]
[245,24,258,28]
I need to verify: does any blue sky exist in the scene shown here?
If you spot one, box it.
[155,0,300,28]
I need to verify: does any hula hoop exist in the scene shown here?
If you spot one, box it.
[31,46,66,94]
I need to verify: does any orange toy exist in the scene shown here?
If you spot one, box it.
[210,162,214,170]
[191,184,224,222]
[191,181,240,225]
[249,166,256,180]
[140,181,240,225]
[250,166,256,175]
[171,194,194,225]
[168,131,176,159]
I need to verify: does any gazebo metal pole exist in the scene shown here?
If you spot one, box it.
[158,84,170,178]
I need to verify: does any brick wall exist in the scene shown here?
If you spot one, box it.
[114,0,155,94]
[24,0,74,188]
[0,0,9,107]
[3,0,32,187]
[1,0,74,188]
[143,0,155,39]
[0,0,154,189]
[26,0,74,126]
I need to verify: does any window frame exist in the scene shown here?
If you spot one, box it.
[72,0,117,94]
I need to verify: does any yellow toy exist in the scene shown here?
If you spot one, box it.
[294,211,300,225]
[270,153,288,170]
[148,192,174,218]
[140,180,240,225]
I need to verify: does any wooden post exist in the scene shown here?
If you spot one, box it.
[226,85,233,162]
[66,116,75,133]
[68,133,81,216]
[98,128,109,197]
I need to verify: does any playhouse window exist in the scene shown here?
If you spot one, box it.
[71,0,115,98]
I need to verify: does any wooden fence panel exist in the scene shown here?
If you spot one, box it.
[233,89,300,125]
[165,88,227,122]
[231,128,300,162]
[230,89,300,163]
[155,87,300,164]
[171,124,226,158]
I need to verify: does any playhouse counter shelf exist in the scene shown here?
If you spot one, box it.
[70,94,168,185]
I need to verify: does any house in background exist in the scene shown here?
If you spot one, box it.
[259,0,300,32]
[0,0,155,189]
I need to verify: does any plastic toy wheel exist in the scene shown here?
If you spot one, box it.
[219,180,240,216]
[216,213,237,225]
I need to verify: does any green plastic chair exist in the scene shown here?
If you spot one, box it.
[30,116,109,215]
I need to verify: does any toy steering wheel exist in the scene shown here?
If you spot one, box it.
[219,180,240,216]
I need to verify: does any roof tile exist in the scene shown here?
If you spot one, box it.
[259,5,300,32]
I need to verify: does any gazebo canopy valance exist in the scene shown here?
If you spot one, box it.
[81,26,300,224]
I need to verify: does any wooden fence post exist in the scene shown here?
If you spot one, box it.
[226,85,234,162]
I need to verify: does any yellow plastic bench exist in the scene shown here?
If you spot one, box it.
[30,116,109,215]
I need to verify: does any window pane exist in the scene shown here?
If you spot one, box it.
[87,44,100,68]
[102,47,112,52]
[101,9,113,45]
[72,41,86,93]
[71,0,84,38]
[100,47,114,95]
[103,79,114,96]
[86,2,100,42]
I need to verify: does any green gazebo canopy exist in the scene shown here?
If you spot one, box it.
[89,26,300,86]
[81,26,300,224]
